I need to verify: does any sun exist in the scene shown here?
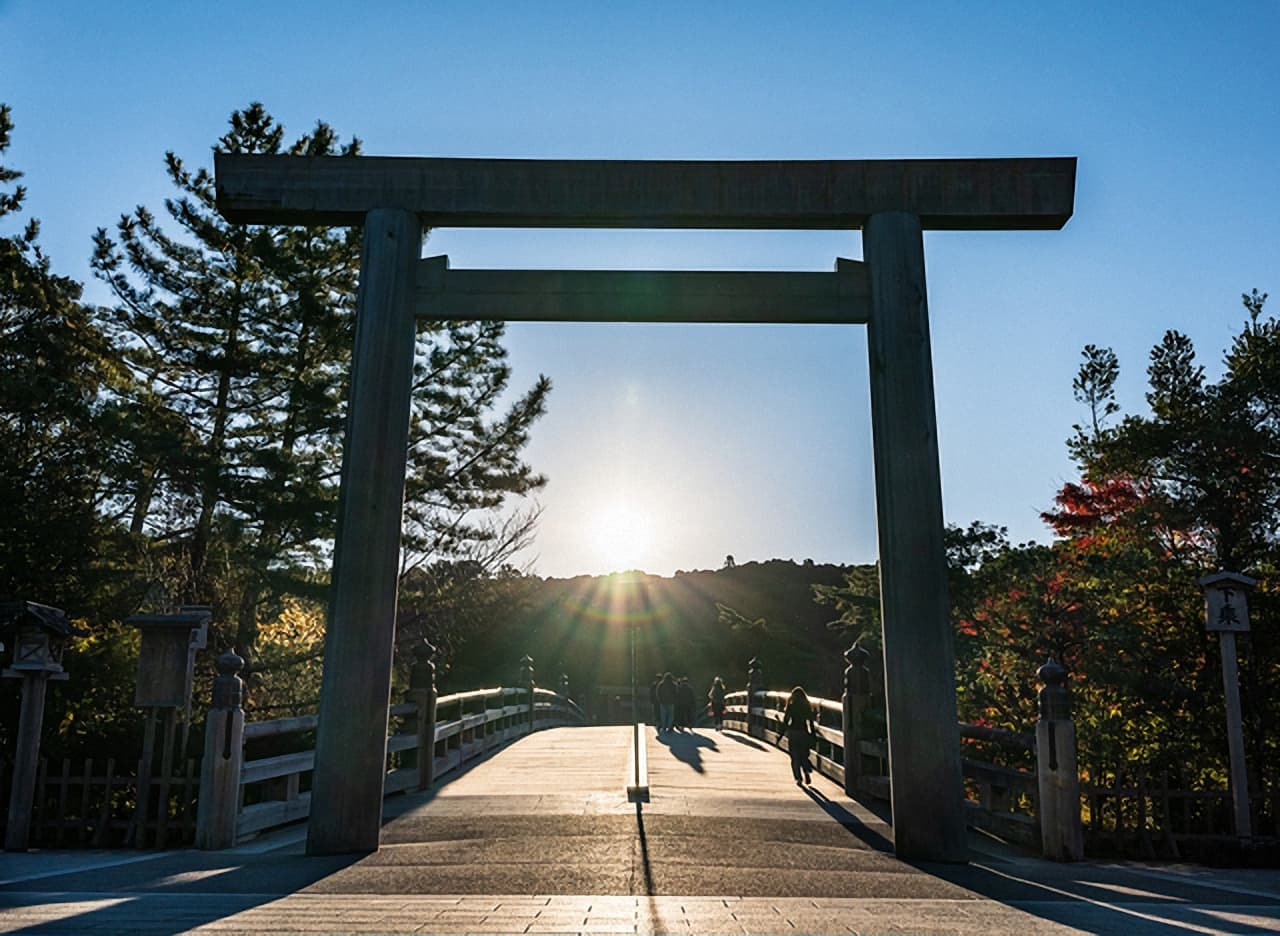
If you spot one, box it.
[588,501,657,572]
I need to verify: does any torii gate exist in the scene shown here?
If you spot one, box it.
[215,155,1076,862]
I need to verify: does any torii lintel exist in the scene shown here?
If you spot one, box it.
[215,155,1076,231]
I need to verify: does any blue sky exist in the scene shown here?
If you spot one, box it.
[4,2,1278,577]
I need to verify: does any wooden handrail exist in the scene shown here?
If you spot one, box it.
[230,684,585,844]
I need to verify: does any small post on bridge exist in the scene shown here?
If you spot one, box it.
[521,654,536,734]
[842,642,871,799]
[746,657,763,739]
[196,651,245,850]
[410,640,438,791]
[1035,656,1083,861]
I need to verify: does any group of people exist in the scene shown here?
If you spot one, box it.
[650,673,696,733]
[648,673,819,786]
[648,673,731,733]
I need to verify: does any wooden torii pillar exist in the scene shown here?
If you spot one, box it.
[215,155,1076,861]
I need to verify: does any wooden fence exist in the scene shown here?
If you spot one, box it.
[1081,770,1279,859]
[5,756,199,848]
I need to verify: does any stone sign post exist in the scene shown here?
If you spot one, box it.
[1,602,84,851]
[1198,570,1258,838]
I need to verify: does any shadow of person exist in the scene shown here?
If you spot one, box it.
[802,785,894,852]
[719,731,768,751]
[656,730,718,773]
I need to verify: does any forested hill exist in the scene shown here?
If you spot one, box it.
[443,559,862,704]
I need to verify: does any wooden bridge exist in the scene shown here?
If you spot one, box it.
[5,722,1279,934]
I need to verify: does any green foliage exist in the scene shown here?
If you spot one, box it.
[0,105,144,761]
[957,291,1279,791]
[1071,343,1120,443]
[91,103,363,669]
[440,560,851,705]
[0,101,549,760]
[0,104,124,611]
[91,103,550,702]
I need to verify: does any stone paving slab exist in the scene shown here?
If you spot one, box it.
[4,891,1280,934]
[3,728,1278,934]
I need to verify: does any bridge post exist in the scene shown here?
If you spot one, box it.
[1036,657,1084,861]
[864,211,967,862]
[307,208,422,855]
[746,657,763,740]
[196,651,245,850]
[410,640,438,791]
[842,642,871,799]
[521,655,535,734]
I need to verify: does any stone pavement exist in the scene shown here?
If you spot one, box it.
[2,726,1277,934]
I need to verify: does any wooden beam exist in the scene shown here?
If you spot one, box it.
[415,256,870,323]
[215,155,1076,231]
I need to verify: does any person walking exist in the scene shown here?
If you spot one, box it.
[649,674,662,727]
[780,686,816,785]
[675,676,696,731]
[708,676,726,730]
[656,673,677,734]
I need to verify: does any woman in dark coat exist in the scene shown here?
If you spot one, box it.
[708,676,726,730]
[780,686,816,785]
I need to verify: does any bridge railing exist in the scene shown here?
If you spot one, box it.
[196,652,585,849]
[721,652,1082,861]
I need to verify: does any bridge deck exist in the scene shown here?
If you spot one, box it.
[3,726,1278,934]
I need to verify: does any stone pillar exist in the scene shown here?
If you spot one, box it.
[520,655,536,734]
[4,671,49,851]
[746,657,763,739]
[307,208,422,855]
[842,642,871,799]
[409,640,438,791]
[864,211,966,862]
[1035,657,1084,861]
[196,651,245,850]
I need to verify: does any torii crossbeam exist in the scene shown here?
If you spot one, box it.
[215,155,1076,863]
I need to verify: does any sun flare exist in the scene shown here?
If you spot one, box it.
[588,501,657,572]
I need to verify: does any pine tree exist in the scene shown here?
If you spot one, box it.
[93,104,551,694]
[0,104,119,609]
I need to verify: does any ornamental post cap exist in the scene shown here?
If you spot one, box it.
[1037,656,1067,687]
[845,642,870,666]
[412,639,436,662]
[215,649,245,677]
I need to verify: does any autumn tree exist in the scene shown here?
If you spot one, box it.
[1042,294,1280,790]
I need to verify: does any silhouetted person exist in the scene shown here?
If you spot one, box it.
[676,676,696,731]
[650,674,661,726]
[781,686,816,785]
[708,676,726,730]
[656,672,677,733]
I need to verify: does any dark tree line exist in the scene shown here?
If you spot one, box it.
[1,103,549,755]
